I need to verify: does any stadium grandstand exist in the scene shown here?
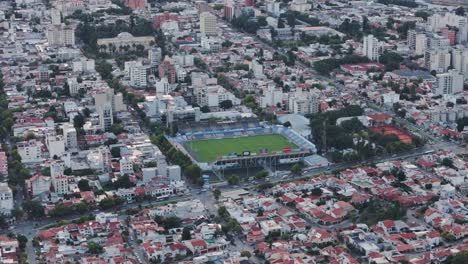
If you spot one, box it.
[170,119,316,170]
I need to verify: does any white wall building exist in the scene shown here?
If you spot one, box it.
[425,48,451,73]
[167,165,181,182]
[266,2,280,17]
[363,35,380,61]
[427,12,468,43]
[45,134,66,158]
[260,86,284,108]
[51,8,62,25]
[67,77,80,95]
[434,70,464,95]
[120,157,134,175]
[130,65,148,87]
[200,12,217,36]
[17,140,42,163]
[46,24,75,46]
[98,103,113,132]
[72,58,95,73]
[451,46,468,79]
[142,167,157,183]
[0,183,13,215]
[155,78,170,95]
[407,30,427,56]
[288,89,320,115]
[148,47,162,65]
[62,123,78,150]
[93,88,126,113]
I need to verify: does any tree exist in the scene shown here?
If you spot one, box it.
[87,242,103,254]
[415,10,430,21]
[41,167,51,176]
[425,183,432,190]
[218,206,229,218]
[78,179,91,191]
[22,200,45,219]
[441,158,454,168]
[110,123,124,135]
[291,164,301,175]
[455,6,465,16]
[181,227,191,240]
[219,100,233,109]
[311,188,323,196]
[11,207,24,219]
[450,250,468,264]
[240,250,252,258]
[379,52,403,71]
[227,175,240,185]
[213,189,221,200]
[184,164,202,184]
[113,175,135,189]
[73,114,85,129]
[200,105,210,113]
[17,235,28,249]
[99,197,124,210]
[111,147,121,158]
[277,18,285,28]
[163,216,182,229]
[255,170,268,179]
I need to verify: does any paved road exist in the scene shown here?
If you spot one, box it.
[25,240,36,264]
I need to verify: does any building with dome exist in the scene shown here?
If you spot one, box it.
[97,32,154,54]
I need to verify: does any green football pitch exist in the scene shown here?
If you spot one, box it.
[186,134,298,162]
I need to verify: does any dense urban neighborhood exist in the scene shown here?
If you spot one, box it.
[0,0,467,263]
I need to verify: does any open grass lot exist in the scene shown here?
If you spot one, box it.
[186,134,298,162]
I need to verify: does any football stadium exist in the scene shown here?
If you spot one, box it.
[170,119,316,171]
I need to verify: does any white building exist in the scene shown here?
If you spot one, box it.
[155,78,170,94]
[425,48,451,73]
[167,165,181,182]
[0,183,13,216]
[427,12,468,43]
[72,58,95,73]
[67,77,80,95]
[451,46,468,79]
[120,157,134,175]
[130,65,148,87]
[45,134,66,158]
[382,91,400,106]
[17,140,42,163]
[252,60,264,78]
[157,155,167,178]
[289,0,311,13]
[26,175,51,197]
[434,70,464,95]
[260,86,283,108]
[50,161,70,195]
[62,123,78,150]
[195,85,240,108]
[148,47,162,65]
[363,35,380,61]
[200,12,217,36]
[407,30,427,56]
[53,176,70,195]
[142,167,157,183]
[46,24,75,46]
[288,89,319,115]
[174,54,194,67]
[98,103,113,131]
[426,34,450,50]
[51,8,62,25]
[266,2,280,17]
[93,88,126,113]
